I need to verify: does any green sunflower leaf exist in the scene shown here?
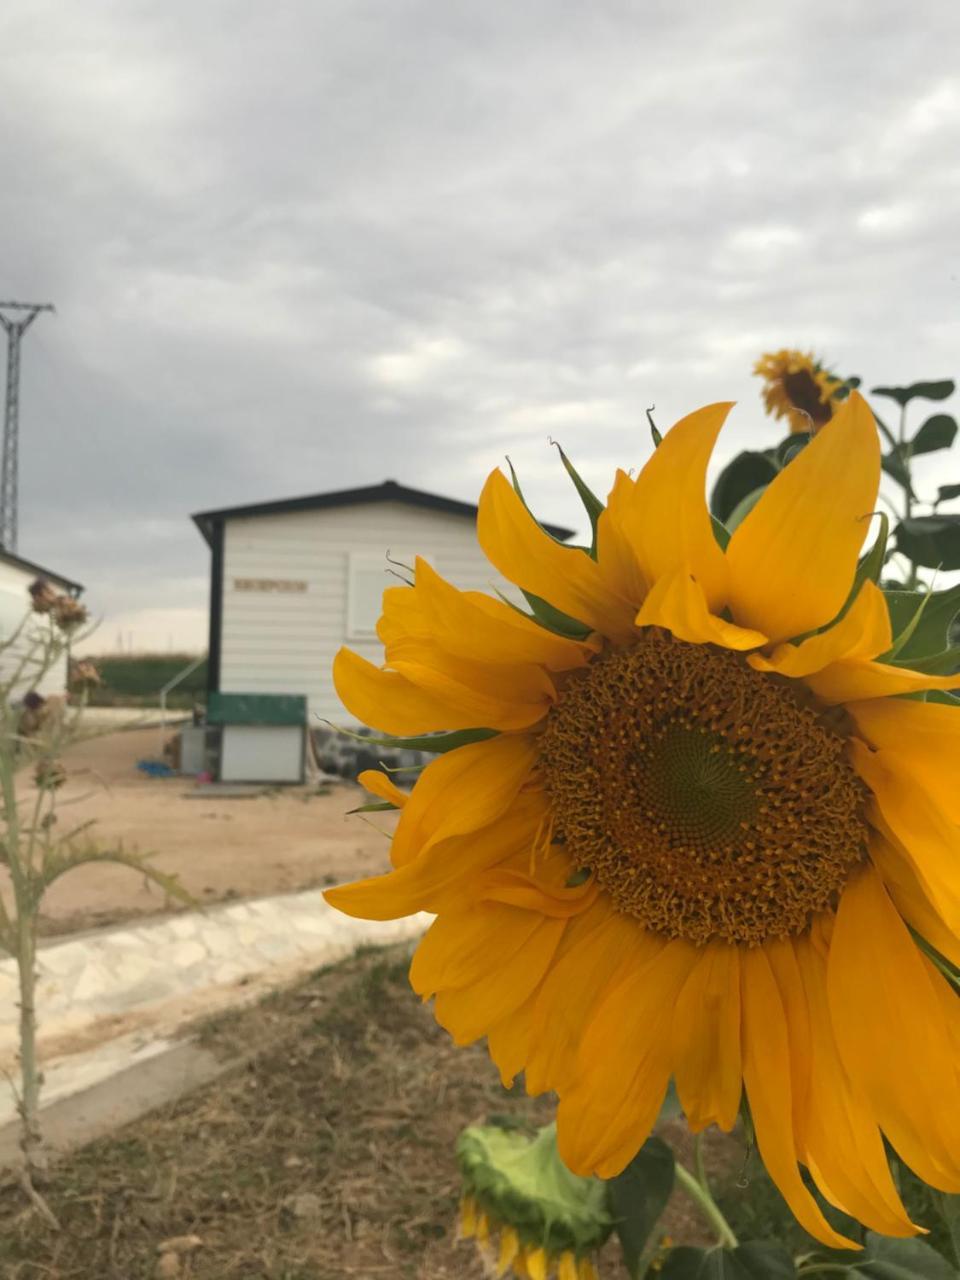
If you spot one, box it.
[326,725,499,754]
[774,432,810,468]
[855,513,890,588]
[712,515,732,551]
[884,584,960,659]
[933,1192,960,1271]
[346,800,398,814]
[912,413,958,455]
[659,1241,796,1279]
[852,1231,959,1278]
[521,588,593,638]
[552,442,605,558]
[895,515,960,570]
[710,452,779,525]
[506,457,585,550]
[881,446,914,493]
[923,689,960,706]
[725,487,767,535]
[606,1137,675,1278]
[884,581,936,659]
[890,646,960,676]
[647,406,663,447]
[937,483,960,505]
[872,380,955,407]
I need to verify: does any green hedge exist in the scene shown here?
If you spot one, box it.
[86,653,207,707]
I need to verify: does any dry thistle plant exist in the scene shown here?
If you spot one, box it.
[0,581,190,1225]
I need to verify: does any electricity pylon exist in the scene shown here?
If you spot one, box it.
[0,301,54,552]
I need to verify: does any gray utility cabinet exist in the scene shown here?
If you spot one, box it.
[207,692,307,784]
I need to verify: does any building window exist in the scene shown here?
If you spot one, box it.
[347,552,415,640]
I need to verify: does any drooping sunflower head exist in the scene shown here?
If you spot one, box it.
[457,1123,609,1279]
[754,348,845,434]
[327,390,960,1251]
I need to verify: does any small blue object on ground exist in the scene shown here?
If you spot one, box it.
[136,759,175,778]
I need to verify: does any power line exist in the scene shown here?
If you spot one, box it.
[0,300,55,553]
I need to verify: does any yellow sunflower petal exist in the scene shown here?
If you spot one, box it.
[487,991,539,1087]
[848,697,960,821]
[794,935,918,1237]
[391,735,538,867]
[558,1253,580,1280]
[869,829,960,970]
[749,580,890,678]
[434,914,567,1045]
[325,790,548,920]
[726,391,880,643]
[740,945,855,1248]
[334,646,496,734]
[764,938,812,1147]
[828,868,960,1191]
[460,1195,478,1237]
[670,941,742,1132]
[557,939,696,1178]
[380,557,596,671]
[595,469,648,602]
[849,738,960,933]
[805,659,960,704]
[411,900,544,998]
[525,899,653,1095]
[524,1248,549,1280]
[357,769,408,808]
[636,568,766,651]
[498,1226,521,1276]
[477,469,637,641]
[386,637,556,730]
[476,868,598,918]
[618,403,733,610]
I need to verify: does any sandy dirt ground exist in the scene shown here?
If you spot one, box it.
[2,727,396,936]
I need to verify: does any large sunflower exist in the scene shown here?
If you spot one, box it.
[327,393,960,1249]
[755,348,844,434]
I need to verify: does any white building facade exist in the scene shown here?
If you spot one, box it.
[194,480,571,725]
[0,551,84,698]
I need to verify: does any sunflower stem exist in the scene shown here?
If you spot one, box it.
[693,1132,709,1194]
[898,403,920,589]
[673,1160,738,1250]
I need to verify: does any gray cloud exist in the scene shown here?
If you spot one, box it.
[2,0,959,648]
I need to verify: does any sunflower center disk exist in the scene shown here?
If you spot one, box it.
[540,629,869,945]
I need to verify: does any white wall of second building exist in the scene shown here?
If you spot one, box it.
[0,562,69,698]
[219,500,517,724]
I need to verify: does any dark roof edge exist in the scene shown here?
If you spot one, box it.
[0,549,84,595]
[191,478,574,545]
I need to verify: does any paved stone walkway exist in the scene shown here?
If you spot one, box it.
[0,891,429,1129]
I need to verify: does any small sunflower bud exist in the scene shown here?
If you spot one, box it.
[456,1123,611,1279]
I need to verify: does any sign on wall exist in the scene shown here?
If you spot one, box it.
[233,578,308,593]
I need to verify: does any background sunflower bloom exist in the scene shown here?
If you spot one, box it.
[754,348,845,433]
[326,391,960,1250]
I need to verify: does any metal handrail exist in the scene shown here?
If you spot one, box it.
[158,655,205,749]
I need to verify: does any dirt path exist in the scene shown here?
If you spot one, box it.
[1,727,396,936]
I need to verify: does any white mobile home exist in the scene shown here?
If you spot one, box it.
[0,550,84,697]
[193,479,572,725]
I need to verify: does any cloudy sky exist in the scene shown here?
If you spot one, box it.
[2,0,959,654]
